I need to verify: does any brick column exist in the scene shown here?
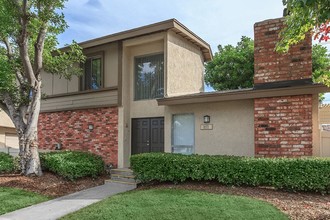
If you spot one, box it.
[254,18,313,157]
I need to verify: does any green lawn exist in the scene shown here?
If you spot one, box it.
[0,187,49,215]
[62,189,288,220]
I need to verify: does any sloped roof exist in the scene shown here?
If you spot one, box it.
[61,19,212,62]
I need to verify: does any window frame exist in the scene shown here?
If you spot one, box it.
[171,113,195,155]
[80,52,104,91]
[133,53,164,101]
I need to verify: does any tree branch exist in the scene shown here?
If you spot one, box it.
[24,82,41,138]
[18,0,36,87]
[3,37,13,58]
[34,25,47,78]
[2,37,26,86]
[2,93,26,132]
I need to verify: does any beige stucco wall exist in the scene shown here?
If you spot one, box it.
[0,109,18,149]
[0,111,18,149]
[164,100,255,157]
[0,127,18,148]
[166,30,204,97]
[0,111,15,128]
[41,42,119,96]
[119,33,166,167]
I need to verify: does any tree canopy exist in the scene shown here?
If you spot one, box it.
[277,0,330,52]
[205,38,330,91]
[0,0,85,175]
[204,36,254,91]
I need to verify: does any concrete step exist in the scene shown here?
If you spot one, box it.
[111,176,139,183]
[105,179,138,186]
[110,168,134,176]
[108,168,140,185]
[111,173,135,179]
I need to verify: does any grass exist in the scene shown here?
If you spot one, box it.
[0,187,49,215]
[62,189,288,220]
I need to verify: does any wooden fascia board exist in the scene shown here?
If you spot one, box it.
[157,85,330,106]
[172,20,213,61]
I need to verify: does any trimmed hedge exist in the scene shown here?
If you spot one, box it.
[131,153,330,193]
[0,153,15,174]
[40,151,105,180]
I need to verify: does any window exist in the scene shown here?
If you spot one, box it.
[172,114,195,155]
[81,56,103,91]
[134,54,164,100]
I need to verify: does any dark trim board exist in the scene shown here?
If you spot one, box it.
[157,84,330,106]
[45,86,118,99]
[40,104,118,113]
[254,78,313,90]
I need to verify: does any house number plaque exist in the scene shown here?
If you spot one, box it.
[200,124,213,130]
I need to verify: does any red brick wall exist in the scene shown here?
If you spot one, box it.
[38,107,118,166]
[253,18,314,158]
[254,18,312,84]
[255,95,313,157]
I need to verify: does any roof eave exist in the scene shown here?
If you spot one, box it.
[157,84,330,106]
[60,19,213,62]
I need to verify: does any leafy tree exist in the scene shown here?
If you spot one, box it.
[277,0,330,52]
[205,39,330,91]
[0,0,85,176]
[205,36,254,90]
[312,44,330,86]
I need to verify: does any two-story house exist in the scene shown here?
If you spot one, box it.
[39,17,330,168]
[38,19,212,168]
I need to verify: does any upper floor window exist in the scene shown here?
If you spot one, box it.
[81,55,103,91]
[134,53,164,100]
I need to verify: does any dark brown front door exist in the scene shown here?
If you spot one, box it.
[131,117,164,155]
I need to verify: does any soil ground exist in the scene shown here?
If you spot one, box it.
[0,172,107,198]
[1,174,329,220]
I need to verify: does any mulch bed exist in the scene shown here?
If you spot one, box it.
[0,172,107,198]
[138,181,330,220]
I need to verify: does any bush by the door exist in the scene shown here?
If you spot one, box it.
[131,153,330,193]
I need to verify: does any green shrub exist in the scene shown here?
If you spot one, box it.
[131,153,330,193]
[0,153,14,174]
[40,151,105,180]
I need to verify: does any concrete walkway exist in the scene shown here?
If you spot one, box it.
[0,182,136,220]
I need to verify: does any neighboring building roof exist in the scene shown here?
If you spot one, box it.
[320,104,330,109]
[0,110,15,128]
[157,84,330,106]
[62,19,213,62]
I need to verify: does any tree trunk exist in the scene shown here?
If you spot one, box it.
[19,133,43,176]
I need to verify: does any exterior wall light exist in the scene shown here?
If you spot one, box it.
[203,115,210,123]
[54,143,62,150]
[88,124,94,131]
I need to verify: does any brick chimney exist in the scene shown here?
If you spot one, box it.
[253,18,313,158]
[254,18,312,86]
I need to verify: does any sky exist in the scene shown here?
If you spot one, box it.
[58,0,285,51]
[58,0,330,101]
